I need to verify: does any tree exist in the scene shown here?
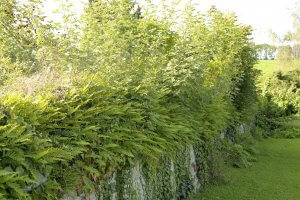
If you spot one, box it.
[276,45,293,70]
[0,0,58,84]
[292,44,300,59]
[256,44,276,60]
[281,1,300,60]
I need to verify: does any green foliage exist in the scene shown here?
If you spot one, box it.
[256,61,300,138]
[0,0,258,199]
[277,45,294,69]
[222,133,257,168]
[271,115,300,138]
[194,141,226,186]
[0,0,58,84]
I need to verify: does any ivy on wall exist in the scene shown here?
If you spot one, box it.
[0,1,258,199]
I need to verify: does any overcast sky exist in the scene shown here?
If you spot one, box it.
[43,0,298,44]
[196,0,298,44]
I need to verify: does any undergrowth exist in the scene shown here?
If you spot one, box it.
[0,0,259,199]
[256,62,300,138]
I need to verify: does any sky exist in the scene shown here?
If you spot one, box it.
[43,0,298,44]
[195,0,298,44]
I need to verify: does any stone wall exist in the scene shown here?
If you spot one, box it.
[63,145,202,200]
[62,124,251,200]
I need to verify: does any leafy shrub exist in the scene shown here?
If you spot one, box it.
[256,68,300,137]
[222,133,258,168]
[0,0,258,199]
[271,115,300,138]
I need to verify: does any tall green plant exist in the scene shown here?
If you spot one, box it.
[0,0,258,198]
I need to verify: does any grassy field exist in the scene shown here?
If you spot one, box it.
[191,139,300,200]
[255,60,278,75]
[255,60,300,76]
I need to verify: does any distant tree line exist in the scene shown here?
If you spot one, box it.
[256,44,276,60]
[256,44,300,60]
[258,1,300,61]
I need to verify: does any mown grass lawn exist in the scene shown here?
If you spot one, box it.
[191,139,300,200]
[255,60,278,75]
[255,60,300,75]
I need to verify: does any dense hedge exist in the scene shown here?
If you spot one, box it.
[256,69,300,138]
[261,70,300,114]
[0,1,257,199]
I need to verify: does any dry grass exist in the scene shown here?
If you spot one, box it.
[0,69,72,97]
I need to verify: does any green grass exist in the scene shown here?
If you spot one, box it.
[255,60,278,75]
[191,139,300,200]
[255,60,300,76]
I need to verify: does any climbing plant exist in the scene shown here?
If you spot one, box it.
[0,0,258,199]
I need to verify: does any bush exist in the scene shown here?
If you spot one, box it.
[256,66,300,137]
[0,1,258,199]
[222,133,258,168]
